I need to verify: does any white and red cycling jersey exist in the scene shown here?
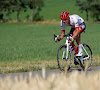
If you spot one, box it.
[60,14,86,33]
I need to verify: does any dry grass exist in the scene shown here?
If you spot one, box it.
[93,56,100,66]
[0,68,100,90]
[0,60,58,73]
[5,19,60,25]
[0,56,100,74]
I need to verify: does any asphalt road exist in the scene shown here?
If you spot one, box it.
[0,66,100,80]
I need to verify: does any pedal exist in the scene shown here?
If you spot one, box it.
[74,59,79,65]
[76,56,81,58]
[83,55,88,58]
[63,58,66,59]
[74,58,79,65]
[62,57,68,61]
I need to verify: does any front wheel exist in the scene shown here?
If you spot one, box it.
[57,44,72,71]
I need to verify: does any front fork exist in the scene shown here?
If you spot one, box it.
[62,44,69,60]
[62,38,70,60]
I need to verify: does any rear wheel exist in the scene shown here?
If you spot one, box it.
[57,44,72,71]
[79,44,93,70]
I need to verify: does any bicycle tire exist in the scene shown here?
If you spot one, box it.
[79,44,93,71]
[57,44,72,71]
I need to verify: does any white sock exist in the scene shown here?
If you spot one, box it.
[78,44,83,53]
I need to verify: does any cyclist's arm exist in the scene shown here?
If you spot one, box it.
[54,30,65,42]
[59,30,65,40]
[59,20,65,40]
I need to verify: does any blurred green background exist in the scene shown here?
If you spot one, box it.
[0,0,100,63]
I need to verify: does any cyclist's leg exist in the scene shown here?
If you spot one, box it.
[76,22,86,56]
[69,24,85,51]
[76,34,83,56]
[76,22,86,45]
[76,34,81,45]
[69,28,75,49]
[69,28,75,48]
[69,28,80,48]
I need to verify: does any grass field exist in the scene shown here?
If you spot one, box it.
[0,22,100,73]
[0,23,100,62]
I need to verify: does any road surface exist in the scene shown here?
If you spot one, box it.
[0,66,100,80]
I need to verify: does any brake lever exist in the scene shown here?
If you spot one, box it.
[54,34,60,42]
[54,34,57,37]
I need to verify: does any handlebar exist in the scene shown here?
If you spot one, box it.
[54,33,71,38]
[54,33,71,42]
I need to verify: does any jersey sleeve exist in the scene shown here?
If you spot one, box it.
[73,17,79,29]
[60,20,65,30]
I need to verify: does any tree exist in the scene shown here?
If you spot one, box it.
[34,0,44,21]
[0,0,4,11]
[0,0,5,21]
[12,0,27,22]
[28,0,36,22]
[28,0,44,22]
[89,0,100,21]
[0,0,44,22]
[76,0,92,21]
[76,0,100,21]
[0,0,12,21]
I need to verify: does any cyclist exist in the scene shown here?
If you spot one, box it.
[55,11,86,57]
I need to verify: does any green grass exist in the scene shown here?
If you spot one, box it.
[40,0,86,20]
[2,0,92,21]
[0,23,100,73]
[0,23,59,62]
[0,23,100,60]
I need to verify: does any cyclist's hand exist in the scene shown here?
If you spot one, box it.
[55,38,60,42]
[54,34,60,42]
[70,37,74,42]
[59,35,64,40]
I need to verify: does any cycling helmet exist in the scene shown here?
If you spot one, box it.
[60,11,69,20]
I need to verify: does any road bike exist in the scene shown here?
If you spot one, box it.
[54,33,93,71]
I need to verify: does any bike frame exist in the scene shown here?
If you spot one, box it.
[80,45,90,61]
[63,36,90,62]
